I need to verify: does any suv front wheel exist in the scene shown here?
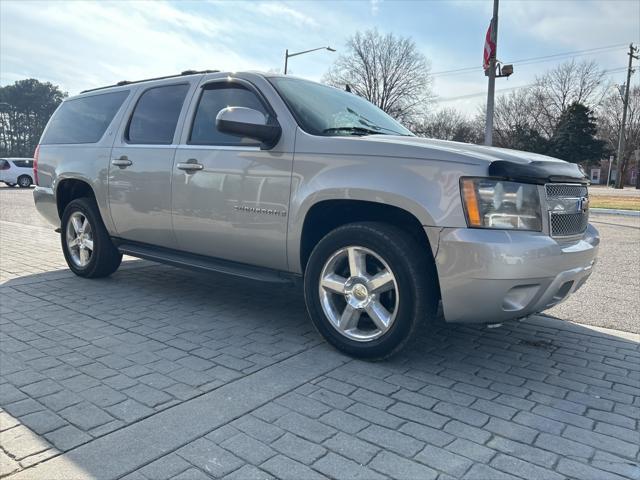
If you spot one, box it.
[61,197,122,278]
[304,222,438,359]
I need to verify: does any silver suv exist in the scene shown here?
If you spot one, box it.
[33,70,599,358]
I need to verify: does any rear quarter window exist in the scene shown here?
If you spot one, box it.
[41,90,129,144]
[12,160,33,168]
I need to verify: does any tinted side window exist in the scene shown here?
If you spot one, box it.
[13,160,33,168]
[0,160,8,170]
[41,91,129,144]
[190,84,269,146]
[127,84,189,144]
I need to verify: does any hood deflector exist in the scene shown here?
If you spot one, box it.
[488,160,589,185]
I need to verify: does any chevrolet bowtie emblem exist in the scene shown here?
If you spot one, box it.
[579,197,589,213]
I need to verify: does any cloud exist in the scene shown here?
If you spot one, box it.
[255,2,319,28]
[370,0,381,16]
[502,1,639,49]
[0,1,269,93]
[1,0,635,117]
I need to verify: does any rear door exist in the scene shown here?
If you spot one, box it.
[171,78,293,270]
[108,82,195,247]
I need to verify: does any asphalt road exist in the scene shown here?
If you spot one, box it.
[1,184,638,333]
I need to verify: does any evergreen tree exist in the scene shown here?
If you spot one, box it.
[547,102,606,164]
[0,79,67,157]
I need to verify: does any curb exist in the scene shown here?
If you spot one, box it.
[590,208,640,217]
[535,314,639,343]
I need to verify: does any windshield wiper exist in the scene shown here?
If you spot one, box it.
[322,127,389,135]
[346,108,412,136]
[321,126,390,136]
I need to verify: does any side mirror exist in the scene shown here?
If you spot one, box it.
[216,107,281,149]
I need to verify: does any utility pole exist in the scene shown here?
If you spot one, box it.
[484,0,499,146]
[635,149,640,189]
[615,43,639,189]
[607,155,614,187]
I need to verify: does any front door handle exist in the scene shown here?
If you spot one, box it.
[177,160,204,172]
[112,156,132,168]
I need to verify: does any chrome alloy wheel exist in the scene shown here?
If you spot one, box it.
[66,212,94,267]
[319,246,399,342]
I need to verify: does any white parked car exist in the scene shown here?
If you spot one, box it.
[0,158,34,188]
[0,157,35,188]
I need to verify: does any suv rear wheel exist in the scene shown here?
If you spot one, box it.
[304,222,438,359]
[61,197,122,278]
[17,175,32,188]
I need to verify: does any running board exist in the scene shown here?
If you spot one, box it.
[117,242,295,284]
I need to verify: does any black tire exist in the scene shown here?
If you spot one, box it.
[304,222,439,359]
[61,197,122,278]
[17,175,32,188]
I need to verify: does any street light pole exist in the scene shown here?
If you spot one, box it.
[283,46,336,75]
[484,0,499,146]
[284,49,289,76]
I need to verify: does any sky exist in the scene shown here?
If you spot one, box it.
[1,0,639,116]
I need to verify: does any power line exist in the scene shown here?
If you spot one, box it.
[434,66,629,103]
[431,43,628,78]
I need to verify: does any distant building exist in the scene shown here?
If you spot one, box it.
[588,155,638,186]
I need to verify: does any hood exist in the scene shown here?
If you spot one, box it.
[315,134,588,184]
[359,135,567,166]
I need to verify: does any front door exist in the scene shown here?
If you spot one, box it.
[171,81,292,270]
[108,82,192,248]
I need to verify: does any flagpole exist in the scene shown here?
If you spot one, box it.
[484,0,499,146]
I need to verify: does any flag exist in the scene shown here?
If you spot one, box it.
[483,20,495,71]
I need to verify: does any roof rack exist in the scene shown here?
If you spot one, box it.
[80,70,220,94]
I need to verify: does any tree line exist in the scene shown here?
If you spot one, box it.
[326,29,639,187]
[0,79,67,157]
[1,30,637,187]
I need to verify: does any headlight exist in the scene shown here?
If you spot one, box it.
[460,178,542,231]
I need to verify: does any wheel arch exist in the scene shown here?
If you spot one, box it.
[297,198,437,275]
[55,178,96,219]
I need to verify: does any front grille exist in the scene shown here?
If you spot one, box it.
[545,184,588,198]
[550,212,589,237]
[545,183,589,237]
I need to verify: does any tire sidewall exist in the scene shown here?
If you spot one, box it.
[61,199,100,276]
[18,176,32,188]
[304,225,427,358]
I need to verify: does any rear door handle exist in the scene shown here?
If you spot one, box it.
[112,156,132,167]
[177,160,204,172]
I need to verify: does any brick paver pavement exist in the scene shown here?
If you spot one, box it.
[1,218,639,479]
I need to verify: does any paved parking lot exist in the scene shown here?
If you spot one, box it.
[1,186,639,479]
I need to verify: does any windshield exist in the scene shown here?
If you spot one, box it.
[269,77,413,137]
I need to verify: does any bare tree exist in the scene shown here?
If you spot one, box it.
[597,85,640,186]
[483,60,609,152]
[490,89,541,147]
[413,108,481,143]
[531,60,608,137]
[324,29,432,124]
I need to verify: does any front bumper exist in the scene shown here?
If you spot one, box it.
[429,224,599,323]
